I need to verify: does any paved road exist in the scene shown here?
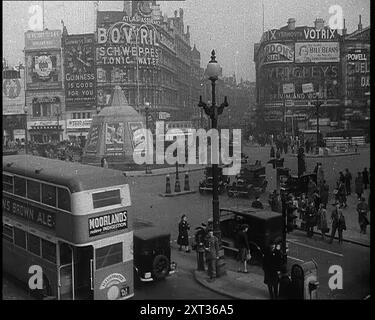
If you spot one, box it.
[2,146,370,299]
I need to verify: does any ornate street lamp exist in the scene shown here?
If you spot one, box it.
[144,102,152,174]
[24,105,29,154]
[198,50,228,277]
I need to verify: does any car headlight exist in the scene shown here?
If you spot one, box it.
[144,272,152,279]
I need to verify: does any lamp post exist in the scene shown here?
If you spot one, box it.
[24,105,28,154]
[144,102,152,174]
[198,50,228,277]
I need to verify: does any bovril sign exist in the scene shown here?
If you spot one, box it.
[67,119,92,129]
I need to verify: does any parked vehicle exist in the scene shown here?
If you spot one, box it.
[133,219,176,282]
[280,173,317,197]
[199,166,230,194]
[219,207,286,265]
[227,162,267,198]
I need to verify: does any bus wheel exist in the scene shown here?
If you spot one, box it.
[152,255,170,280]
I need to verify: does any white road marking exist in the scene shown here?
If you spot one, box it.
[287,239,344,257]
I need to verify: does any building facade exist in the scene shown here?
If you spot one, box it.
[254,18,343,135]
[24,29,65,143]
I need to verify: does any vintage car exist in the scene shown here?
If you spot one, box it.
[280,173,317,197]
[133,219,176,282]
[199,165,230,194]
[227,162,267,198]
[219,207,287,265]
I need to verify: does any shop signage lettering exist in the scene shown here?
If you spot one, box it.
[303,28,338,40]
[261,65,338,81]
[260,43,294,65]
[347,53,367,61]
[2,196,56,229]
[88,211,128,236]
[260,29,305,43]
[25,30,61,50]
[67,119,92,129]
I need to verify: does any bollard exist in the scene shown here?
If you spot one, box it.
[166,175,171,194]
[184,172,190,191]
[175,173,181,193]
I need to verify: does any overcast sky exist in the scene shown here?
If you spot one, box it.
[2,0,370,81]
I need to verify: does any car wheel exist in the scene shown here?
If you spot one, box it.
[152,255,170,280]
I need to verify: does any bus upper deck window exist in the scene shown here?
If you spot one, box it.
[42,184,56,207]
[27,233,41,256]
[27,180,41,202]
[58,188,71,212]
[14,176,26,197]
[14,228,26,249]
[3,174,14,193]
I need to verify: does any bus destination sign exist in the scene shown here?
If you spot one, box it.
[2,196,56,229]
[89,211,128,237]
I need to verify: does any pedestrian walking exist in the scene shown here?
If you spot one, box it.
[204,228,219,281]
[276,148,281,159]
[317,163,324,191]
[101,157,108,168]
[320,180,329,207]
[307,177,317,199]
[317,204,329,240]
[344,168,352,195]
[193,225,207,271]
[297,147,306,177]
[305,201,317,237]
[355,172,364,199]
[337,180,347,208]
[357,197,369,234]
[263,243,283,299]
[177,214,191,252]
[270,145,275,158]
[329,203,346,244]
[298,193,307,220]
[236,224,250,273]
[362,167,369,190]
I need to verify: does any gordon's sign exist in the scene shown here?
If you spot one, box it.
[89,211,128,236]
[259,43,294,65]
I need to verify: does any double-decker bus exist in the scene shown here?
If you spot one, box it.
[2,155,133,300]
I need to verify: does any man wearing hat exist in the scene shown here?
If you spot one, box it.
[204,227,219,281]
[357,197,369,234]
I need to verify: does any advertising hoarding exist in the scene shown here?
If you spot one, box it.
[105,122,125,153]
[67,119,93,129]
[25,30,62,50]
[295,42,339,63]
[85,124,102,153]
[25,50,62,90]
[2,71,25,115]
[63,34,96,107]
[259,43,294,66]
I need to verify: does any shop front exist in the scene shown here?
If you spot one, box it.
[27,120,64,143]
[66,118,93,146]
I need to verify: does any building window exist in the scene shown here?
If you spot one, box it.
[72,113,76,119]
[42,103,51,117]
[27,233,41,256]
[87,113,91,119]
[82,113,86,119]
[14,227,26,249]
[33,103,41,117]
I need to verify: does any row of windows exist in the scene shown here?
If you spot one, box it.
[32,103,60,118]
[3,174,71,212]
[72,112,91,119]
[3,224,56,263]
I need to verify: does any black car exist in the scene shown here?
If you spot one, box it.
[219,207,286,265]
[199,166,230,194]
[133,220,176,282]
[280,173,317,197]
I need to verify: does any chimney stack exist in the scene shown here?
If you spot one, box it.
[358,15,362,31]
[314,18,325,30]
[287,18,296,30]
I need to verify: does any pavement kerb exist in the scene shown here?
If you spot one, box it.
[193,270,268,300]
[124,166,205,177]
[293,227,370,247]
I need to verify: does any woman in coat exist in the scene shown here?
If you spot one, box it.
[317,204,329,240]
[177,215,191,252]
[319,180,329,207]
[362,168,369,190]
[355,172,364,199]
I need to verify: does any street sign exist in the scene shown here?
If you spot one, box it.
[282,83,295,94]
[302,83,314,93]
[285,100,294,107]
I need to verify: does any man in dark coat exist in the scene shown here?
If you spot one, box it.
[344,168,352,195]
[236,224,250,273]
[320,180,329,207]
[177,215,191,252]
[297,147,306,177]
[357,197,369,234]
[204,228,219,281]
[263,243,283,299]
[329,203,346,244]
[362,168,369,190]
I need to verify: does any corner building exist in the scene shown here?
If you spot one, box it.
[254,18,342,135]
